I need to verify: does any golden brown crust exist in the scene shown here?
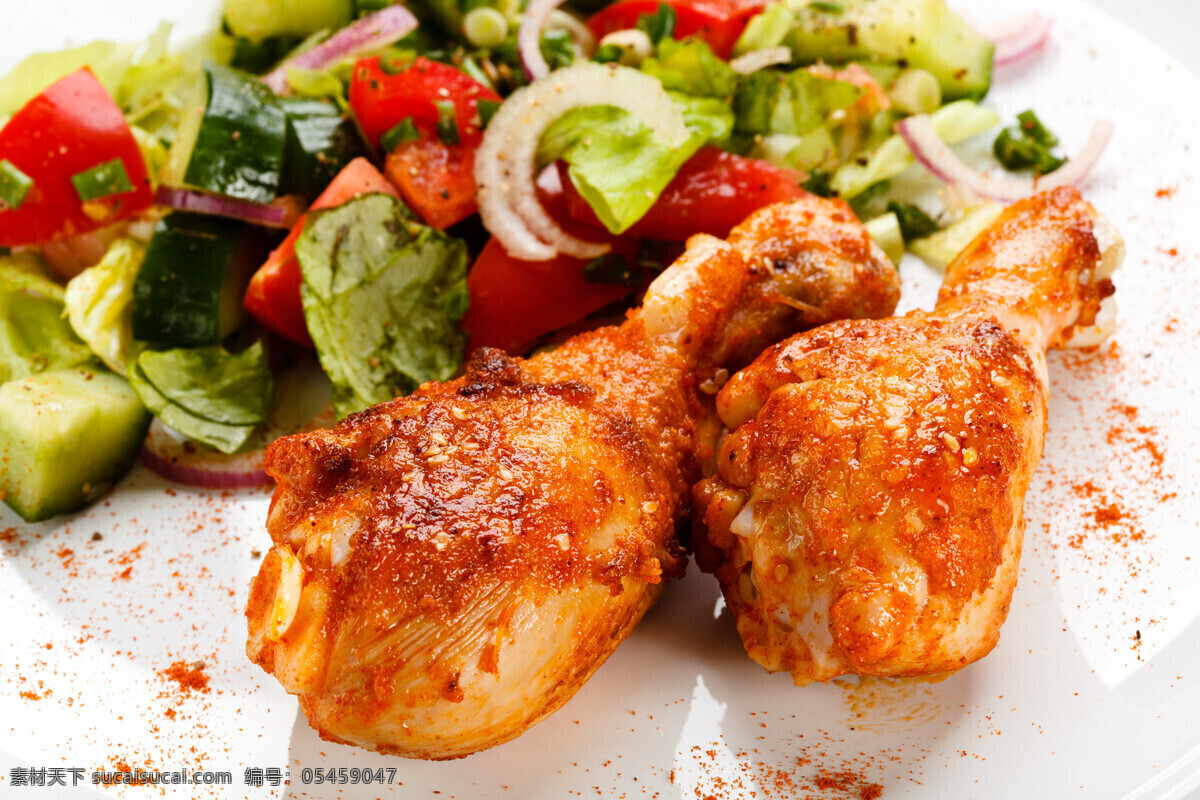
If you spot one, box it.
[245,194,902,757]
[695,188,1117,684]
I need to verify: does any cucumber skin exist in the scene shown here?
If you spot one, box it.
[789,0,994,102]
[183,63,288,205]
[131,212,246,348]
[0,369,150,523]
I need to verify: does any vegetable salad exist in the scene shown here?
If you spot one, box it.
[0,0,1090,522]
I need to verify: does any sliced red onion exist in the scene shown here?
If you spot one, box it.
[475,63,689,260]
[989,13,1052,67]
[155,186,300,228]
[263,5,419,95]
[518,0,570,81]
[140,420,270,489]
[896,114,1113,203]
[729,47,792,75]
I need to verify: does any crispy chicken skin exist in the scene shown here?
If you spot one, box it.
[694,188,1124,684]
[246,195,898,758]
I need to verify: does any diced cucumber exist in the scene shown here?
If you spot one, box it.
[224,0,353,42]
[789,0,994,102]
[278,98,364,199]
[909,202,1003,271]
[182,63,288,204]
[0,368,150,522]
[131,212,259,348]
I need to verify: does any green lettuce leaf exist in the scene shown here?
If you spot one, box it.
[0,256,94,384]
[64,238,146,373]
[296,193,469,419]
[538,93,734,235]
[127,342,273,454]
[641,40,736,100]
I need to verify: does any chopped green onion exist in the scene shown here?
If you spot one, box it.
[810,1,844,14]
[636,4,677,43]
[887,201,939,242]
[993,128,1065,175]
[476,99,501,130]
[460,57,496,91]
[583,253,636,287]
[381,117,420,152]
[0,159,33,210]
[1017,110,1058,147]
[435,101,461,146]
[379,55,413,76]
[70,158,133,202]
[464,7,509,48]
[592,43,625,64]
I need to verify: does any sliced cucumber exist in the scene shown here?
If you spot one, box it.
[182,63,288,204]
[131,212,259,348]
[224,0,353,42]
[789,0,993,102]
[279,98,364,200]
[0,368,150,522]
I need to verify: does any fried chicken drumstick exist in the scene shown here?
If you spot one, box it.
[694,187,1124,684]
[246,195,898,758]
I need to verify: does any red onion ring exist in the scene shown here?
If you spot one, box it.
[263,5,419,95]
[990,13,1052,67]
[518,0,570,81]
[896,114,1113,203]
[155,186,302,229]
[140,421,270,489]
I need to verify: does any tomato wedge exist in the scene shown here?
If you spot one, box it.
[461,238,638,354]
[586,0,763,60]
[461,171,639,354]
[243,158,400,347]
[0,68,152,248]
[384,139,479,231]
[350,57,500,229]
[563,147,806,241]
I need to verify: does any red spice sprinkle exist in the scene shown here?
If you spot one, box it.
[158,660,211,695]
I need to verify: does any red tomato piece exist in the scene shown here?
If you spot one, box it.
[460,238,638,355]
[460,168,640,354]
[563,147,806,241]
[384,139,479,231]
[348,56,501,149]
[350,57,500,228]
[243,158,400,347]
[586,0,763,60]
[0,68,152,248]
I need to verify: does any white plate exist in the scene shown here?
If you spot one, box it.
[2,1,1199,798]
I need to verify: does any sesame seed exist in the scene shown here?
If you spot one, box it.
[431,432,448,446]
[423,445,444,457]
[428,454,449,465]
[774,563,789,582]
[402,471,417,482]
[451,407,467,420]
[555,533,570,550]
[941,433,960,452]
[463,442,481,451]
[498,467,514,481]
[641,501,659,515]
